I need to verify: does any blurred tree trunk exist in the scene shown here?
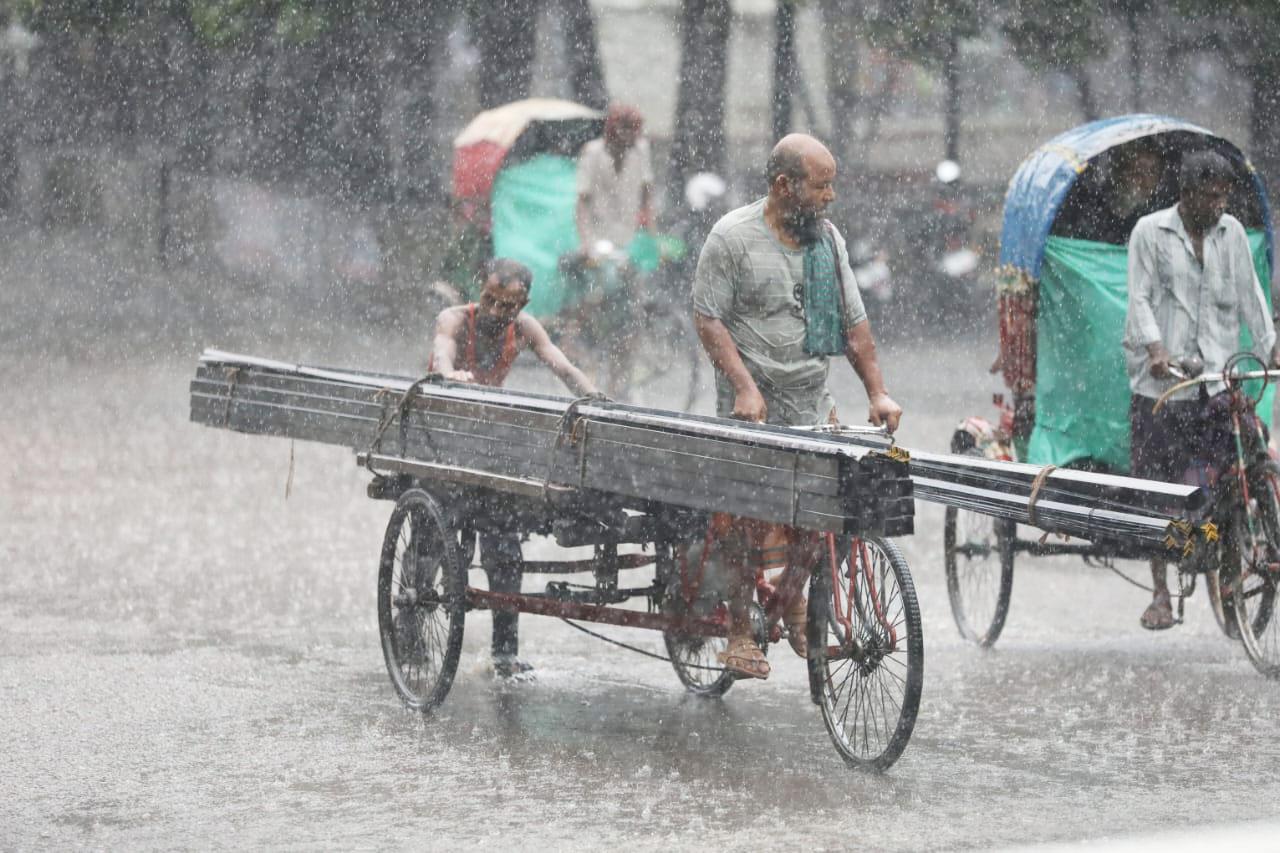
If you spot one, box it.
[1248,59,1280,204]
[942,32,960,162]
[771,0,798,141]
[1126,5,1142,110]
[0,82,16,212]
[320,9,391,205]
[171,8,215,173]
[398,0,453,208]
[1072,65,1098,121]
[821,0,860,169]
[668,0,730,207]
[0,15,18,212]
[561,0,608,108]
[471,0,541,108]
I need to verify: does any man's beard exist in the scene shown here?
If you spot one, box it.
[782,206,823,244]
[476,315,507,335]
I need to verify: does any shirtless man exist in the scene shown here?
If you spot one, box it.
[431,258,596,676]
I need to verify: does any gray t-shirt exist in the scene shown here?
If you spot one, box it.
[692,197,866,426]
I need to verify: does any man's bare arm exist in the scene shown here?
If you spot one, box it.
[521,315,597,396]
[844,319,902,432]
[431,309,473,382]
[694,312,766,421]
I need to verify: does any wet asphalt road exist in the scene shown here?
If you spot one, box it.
[4,237,1280,850]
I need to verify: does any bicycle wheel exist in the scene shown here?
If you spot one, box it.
[808,535,923,771]
[377,489,467,711]
[944,499,1015,646]
[1231,461,1280,677]
[661,610,735,697]
[615,297,702,412]
[1205,566,1241,639]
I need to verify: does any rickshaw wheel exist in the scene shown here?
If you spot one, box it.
[377,489,466,712]
[808,535,923,771]
[1205,567,1241,639]
[1230,462,1280,677]
[943,451,1016,646]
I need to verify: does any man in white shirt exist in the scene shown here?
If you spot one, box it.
[1124,149,1280,630]
[575,104,654,253]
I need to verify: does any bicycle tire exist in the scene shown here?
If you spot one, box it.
[943,450,1016,646]
[808,535,923,771]
[377,489,467,711]
[1231,461,1280,677]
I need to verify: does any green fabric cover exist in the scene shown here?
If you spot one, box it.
[802,232,845,355]
[1027,231,1273,471]
[627,230,661,273]
[491,154,581,318]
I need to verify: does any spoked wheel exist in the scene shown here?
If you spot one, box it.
[808,535,923,771]
[1231,461,1280,677]
[377,489,466,711]
[614,297,702,412]
[1205,566,1241,639]
[944,504,1015,647]
[662,611,735,697]
[660,539,735,697]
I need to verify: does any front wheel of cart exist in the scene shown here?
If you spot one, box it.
[808,535,923,771]
[378,489,466,711]
[1231,462,1280,677]
[944,502,1015,647]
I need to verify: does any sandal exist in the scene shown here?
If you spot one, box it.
[1140,590,1175,631]
[783,596,808,657]
[718,635,770,680]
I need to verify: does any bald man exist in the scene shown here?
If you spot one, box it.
[692,133,902,679]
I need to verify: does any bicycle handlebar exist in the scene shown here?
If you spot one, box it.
[1155,367,1280,411]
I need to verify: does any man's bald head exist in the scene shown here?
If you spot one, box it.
[766,134,836,191]
[765,133,837,244]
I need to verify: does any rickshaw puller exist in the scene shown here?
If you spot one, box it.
[1123,150,1280,631]
[693,133,902,679]
[430,258,597,677]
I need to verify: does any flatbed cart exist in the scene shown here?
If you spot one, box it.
[359,440,923,772]
[190,352,923,771]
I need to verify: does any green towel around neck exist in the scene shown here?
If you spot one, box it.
[802,231,845,355]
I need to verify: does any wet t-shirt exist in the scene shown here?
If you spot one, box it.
[692,197,866,426]
[576,138,653,250]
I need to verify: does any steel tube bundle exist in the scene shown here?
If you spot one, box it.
[189,350,913,537]
[831,440,1208,557]
[188,350,1206,556]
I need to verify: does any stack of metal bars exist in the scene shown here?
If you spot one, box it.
[831,441,1208,556]
[188,351,1207,555]
[189,351,914,537]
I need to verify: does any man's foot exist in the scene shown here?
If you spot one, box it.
[783,596,808,657]
[493,656,535,680]
[718,636,770,680]
[1140,590,1175,631]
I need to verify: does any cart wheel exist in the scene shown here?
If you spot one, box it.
[944,499,1015,647]
[1230,462,1280,677]
[377,489,466,711]
[808,535,923,771]
[662,600,736,698]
